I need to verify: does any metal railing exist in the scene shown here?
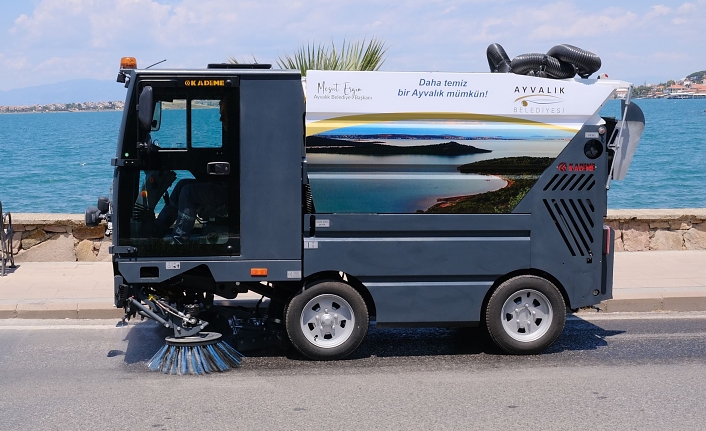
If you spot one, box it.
[1,201,15,276]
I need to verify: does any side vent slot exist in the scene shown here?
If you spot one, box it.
[560,199,590,253]
[543,198,596,257]
[545,174,595,191]
[544,174,560,191]
[569,174,586,191]
[561,174,576,191]
[578,200,594,228]
[579,175,594,190]
[543,199,576,256]
[569,199,593,242]
[552,175,567,191]
[554,199,584,256]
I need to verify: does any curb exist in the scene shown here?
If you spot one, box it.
[0,294,267,320]
[0,304,125,320]
[3,297,706,319]
[596,297,706,313]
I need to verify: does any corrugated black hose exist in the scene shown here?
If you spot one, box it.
[510,53,577,79]
[546,44,601,78]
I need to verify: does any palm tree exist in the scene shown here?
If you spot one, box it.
[226,54,259,65]
[276,37,388,76]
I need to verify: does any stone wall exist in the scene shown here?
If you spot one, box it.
[605,209,706,251]
[9,214,110,262]
[6,210,706,262]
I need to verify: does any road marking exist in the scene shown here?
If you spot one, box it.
[0,325,129,331]
[0,320,155,331]
[1,312,706,330]
[570,312,706,321]
[599,332,706,340]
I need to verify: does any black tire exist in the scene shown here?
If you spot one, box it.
[285,281,369,360]
[485,275,566,354]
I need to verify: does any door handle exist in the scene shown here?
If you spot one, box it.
[207,162,230,175]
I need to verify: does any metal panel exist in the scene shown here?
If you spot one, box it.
[519,124,613,308]
[305,236,529,277]
[239,76,304,261]
[303,214,531,278]
[305,213,531,234]
[366,281,493,324]
[119,259,301,283]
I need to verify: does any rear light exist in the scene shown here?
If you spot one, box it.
[603,225,612,255]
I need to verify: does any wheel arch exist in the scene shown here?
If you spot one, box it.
[480,268,570,323]
[303,270,377,320]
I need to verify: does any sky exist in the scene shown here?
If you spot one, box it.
[0,0,704,92]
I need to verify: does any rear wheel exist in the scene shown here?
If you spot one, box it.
[486,275,566,354]
[286,281,369,360]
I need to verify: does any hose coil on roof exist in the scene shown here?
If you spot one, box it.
[546,44,601,78]
[486,43,512,73]
[487,43,601,79]
[510,53,576,79]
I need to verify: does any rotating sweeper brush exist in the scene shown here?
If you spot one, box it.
[119,293,244,375]
[147,332,244,375]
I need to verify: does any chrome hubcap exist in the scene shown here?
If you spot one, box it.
[300,294,355,348]
[500,289,553,342]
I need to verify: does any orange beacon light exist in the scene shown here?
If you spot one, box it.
[120,57,137,69]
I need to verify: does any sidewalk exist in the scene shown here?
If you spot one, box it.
[1,251,705,318]
[606,250,706,312]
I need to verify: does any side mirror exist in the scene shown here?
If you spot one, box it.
[138,86,154,130]
[611,101,645,181]
[85,206,102,226]
[97,196,110,214]
[86,196,112,227]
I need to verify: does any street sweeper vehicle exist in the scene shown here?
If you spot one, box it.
[88,45,644,373]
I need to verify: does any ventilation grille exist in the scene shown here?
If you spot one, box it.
[303,183,316,214]
[543,198,595,256]
[543,174,595,192]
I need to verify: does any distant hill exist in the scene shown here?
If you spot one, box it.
[306,135,492,156]
[457,156,555,174]
[686,70,706,83]
[0,79,127,106]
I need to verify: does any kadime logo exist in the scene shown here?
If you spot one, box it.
[184,79,225,87]
[558,163,596,172]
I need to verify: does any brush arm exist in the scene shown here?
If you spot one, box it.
[127,296,209,338]
[128,297,171,328]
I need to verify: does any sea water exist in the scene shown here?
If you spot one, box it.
[602,98,706,209]
[0,110,121,213]
[0,99,704,213]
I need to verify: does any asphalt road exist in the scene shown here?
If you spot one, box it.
[1,313,706,430]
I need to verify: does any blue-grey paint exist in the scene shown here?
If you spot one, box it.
[110,68,616,327]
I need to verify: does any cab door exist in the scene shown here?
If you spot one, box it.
[116,79,241,258]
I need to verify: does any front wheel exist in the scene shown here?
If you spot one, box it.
[286,281,369,360]
[485,275,566,354]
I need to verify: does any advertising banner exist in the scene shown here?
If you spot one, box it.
[303,71,621,214]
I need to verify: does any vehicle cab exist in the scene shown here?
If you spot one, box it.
[111,61,305,292]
